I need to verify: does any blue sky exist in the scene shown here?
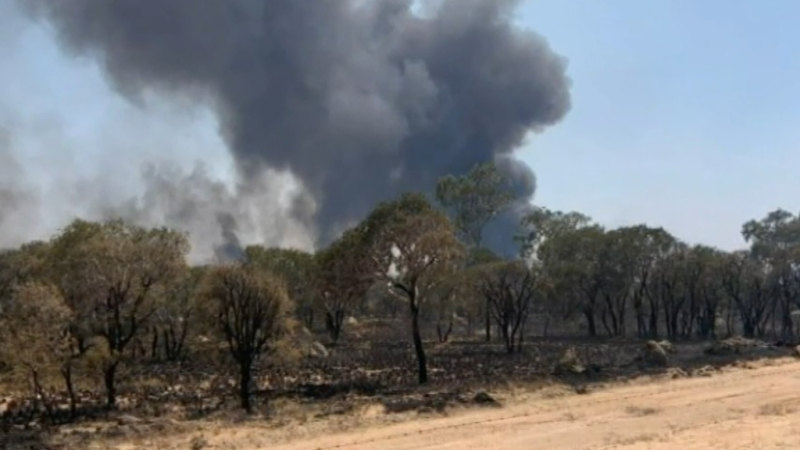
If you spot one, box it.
[1,1,799,251]
[515,0,800,250]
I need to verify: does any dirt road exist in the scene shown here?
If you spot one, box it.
[264,359,800,450]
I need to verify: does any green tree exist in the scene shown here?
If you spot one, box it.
[148,266,204,361]
[359,193,464,384]
[202,264,292,412]
[721,251,771,338]
[48,219,189,408]
[0,241,50,304]
[0,282,79,420]
[518,206,591,260]
[316,228,373,344]
[538,225,606,336]
[245,246,319,330]
[436,162,514,248]
[436,163,516,343]
[742,209,800,339]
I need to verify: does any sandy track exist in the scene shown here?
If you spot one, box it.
[261,359,800,450]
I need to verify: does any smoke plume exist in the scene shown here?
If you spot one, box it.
[0,126,40,247]
[98,163,316,262]
[20,0,571,256]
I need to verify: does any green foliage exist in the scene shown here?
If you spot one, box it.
[517,206,591,259]
[0,282,84,418]
[201,264,293,412]
[359,193,465,299]
[316,228,373,343]
[2,198,800,421]
[436,162,514,247]
[244,246,319,329]
[358,192,464,384]
[48,219,190,407]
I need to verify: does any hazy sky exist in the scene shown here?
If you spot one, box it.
[2,0,799,252]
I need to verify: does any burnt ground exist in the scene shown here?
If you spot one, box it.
[1,328,795,449]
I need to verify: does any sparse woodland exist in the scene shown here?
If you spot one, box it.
[1,163,800,432]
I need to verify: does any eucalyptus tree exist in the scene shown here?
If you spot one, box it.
[49,219,189,408]
[358,193,463,384]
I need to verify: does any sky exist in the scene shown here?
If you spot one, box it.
[516,0,800,250]
[1,0,799,253]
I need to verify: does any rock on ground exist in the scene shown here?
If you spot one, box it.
[553,347,586,375]
[641,340,668,367]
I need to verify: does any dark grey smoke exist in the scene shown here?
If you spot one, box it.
[484,155,538,256]
[24,0,571,255]
[214,212,245,262]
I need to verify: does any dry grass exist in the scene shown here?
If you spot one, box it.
[758,399,799,416]
[606,432,664,446]
[624,405,660,416]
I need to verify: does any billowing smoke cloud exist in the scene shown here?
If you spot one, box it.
[98,163,316,262]
[0,126,40,247]
[19,0,570,256]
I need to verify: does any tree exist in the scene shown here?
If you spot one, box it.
[479,261,538,353]
[437,163,514,343]
[538,225,606,337]
[0,282,79,421]
[202,265,292,412]
[742,209,800,339]
[0,241,50,305]
[721,251,771,338]
[690,246,727,339]
[359,193,464,384]
[316,229,373,344]
[431,266,483,343]
[48,219,189,408]
[518,206,591,261]
[618,226,677,339]
[148,266,204,361]
[436,162,514,248]
[245,246,318,330]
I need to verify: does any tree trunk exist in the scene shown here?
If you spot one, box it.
[103,363,118,409]
[584,308,597,337]
[325,309,345,344]
[726,305,734,337]
[636,311,646,338]
[600,309,612,337]
[484,299,492,342]
[410,302,428,385]
[61,364,77,420]
[150,326,159,360]
[502,322,513,353]
[436,318,453,343]
[239,361,253,413]
[543,315,550,338]
[30,367,54,422]
[648,306,659,339]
